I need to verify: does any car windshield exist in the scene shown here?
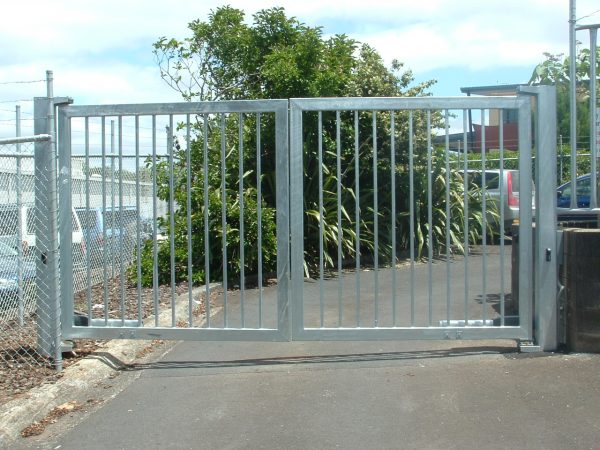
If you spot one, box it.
[560,177,590,199]
[471,172,500,190]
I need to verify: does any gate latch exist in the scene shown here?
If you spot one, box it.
[546,248,552,262]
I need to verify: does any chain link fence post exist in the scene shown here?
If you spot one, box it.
[33,71,62,370]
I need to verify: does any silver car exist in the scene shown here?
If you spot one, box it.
[467,169,526,234]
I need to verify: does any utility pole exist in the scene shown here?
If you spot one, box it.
[569,0,578,208]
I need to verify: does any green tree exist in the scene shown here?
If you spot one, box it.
[137,6,488,287]
[529,49,600,150]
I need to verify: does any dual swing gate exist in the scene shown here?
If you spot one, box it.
[49,87,557,353]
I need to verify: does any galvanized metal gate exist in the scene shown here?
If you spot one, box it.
[57,88,557,349]
[58,100,291,341]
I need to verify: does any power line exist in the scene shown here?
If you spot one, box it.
[0,99,32,104]
[0,79,45,85]
[0,108,31,114]
[577,8,600,21]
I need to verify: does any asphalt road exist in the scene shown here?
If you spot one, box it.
[29,341,600,450]
[19,244,600,449]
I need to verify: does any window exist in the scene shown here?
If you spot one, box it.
[502,109,518,124]
[471,172,499,190]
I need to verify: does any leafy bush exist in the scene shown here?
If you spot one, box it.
[130,119,277,287]
[301,111,494,277]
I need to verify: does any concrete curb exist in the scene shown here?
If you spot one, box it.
[0,283,221,447]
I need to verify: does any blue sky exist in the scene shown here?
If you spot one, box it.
[1,0,599,138]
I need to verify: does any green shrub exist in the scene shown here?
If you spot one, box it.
[130,116,278,287]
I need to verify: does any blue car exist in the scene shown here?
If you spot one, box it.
[0,241,35,309]
[557,174,600,224]
[75,206,140,267]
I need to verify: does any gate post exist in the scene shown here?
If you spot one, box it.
[33,71,62,368]
[519,85,558,351]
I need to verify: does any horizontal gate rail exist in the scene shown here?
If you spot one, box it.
[58,100,290,341]
[290,96,533,341]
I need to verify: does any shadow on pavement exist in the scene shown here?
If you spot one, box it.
[88,345,523,372]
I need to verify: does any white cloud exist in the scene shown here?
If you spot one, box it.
[0,0,599,121]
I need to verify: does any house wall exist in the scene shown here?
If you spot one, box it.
[472,122,519,152]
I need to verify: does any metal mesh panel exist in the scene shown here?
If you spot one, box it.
[70,156,167,318]
[0,138,58,371]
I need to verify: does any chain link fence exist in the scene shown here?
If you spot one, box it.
[1,136,167,375]
[70,154,168,323]
[0,136,59,374]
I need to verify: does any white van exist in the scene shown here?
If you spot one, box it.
[0,204,86,266]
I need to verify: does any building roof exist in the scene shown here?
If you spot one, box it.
[460,84,526,96]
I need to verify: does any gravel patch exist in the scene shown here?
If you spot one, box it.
[0,276,210,406]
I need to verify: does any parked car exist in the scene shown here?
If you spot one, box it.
[0,204,86,267]
[0,241,35,309]
[467,169,527,233]
[556,174,600,225]
[75,206,140,266]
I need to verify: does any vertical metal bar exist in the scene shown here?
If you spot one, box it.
[110,120,115,280]
[203,115,211,327]
[499,117,505,326]
[15,105,24,325]
[336,111,343,326]
[535,86,558,350]
[559,135,564,184]
[256,113,263,328]
[354,111,361,328]
[220,114,228,327]
[15,104,21,145]
[444,110,451,325]
[85,117,92,322]
[372,111,379,327]
[102,117,109,325]
[238,113,245,327]
[569,0,578,208]
[290,103,305,337]
[34,97,53,360]
[168,118,176,327]
[519,85,558,350]
[391,112,397,327]
[427,111,433,326]
[481,110,488,323]
[517,95,534,341]
[46,71,62,370]
[186,115,193,327]
[292,101,304,333]
[275,102,290,339]
[589,28,597,209]
[34,71,61,371]
[409,111,415,326]
[118,117,125,324]
[463,110,470,324]
[152,116,159,327]
[135,116,142,325]
[318,112,324,327]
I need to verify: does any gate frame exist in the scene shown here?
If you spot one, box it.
[57,100,291,342]
[289,94,554,344]
[518,85,558,351]
[55,91,558,349]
